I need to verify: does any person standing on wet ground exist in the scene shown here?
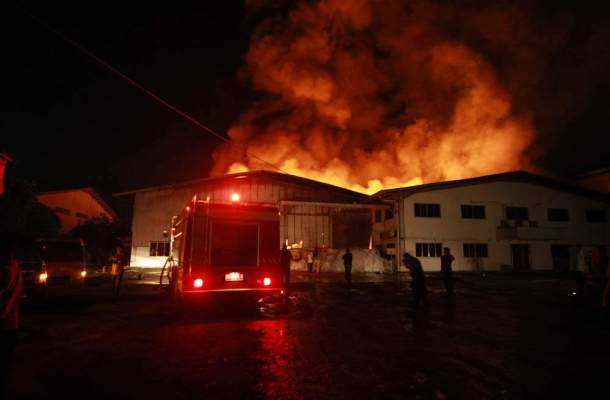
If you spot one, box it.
[440,247,455,295]
[111,244,126,297]
[342,248,353,286]
[403,252,429,310]
[313,247,321,275]
[1,234,23,393]
[306,250,314,274]
[280,244,291,296]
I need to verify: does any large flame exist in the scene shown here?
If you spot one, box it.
[212,0,536,194]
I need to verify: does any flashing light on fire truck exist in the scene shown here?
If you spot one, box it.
[231,192,240,202]
[193,278,204,288]
[263,277,272,286]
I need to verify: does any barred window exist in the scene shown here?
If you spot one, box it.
[414,203,441,218]
[585,209,606,223]
[463,243,488,258]
[506,206,528,220]
[547,208,569,222]
[461,205,486,219]
[374,210,382,223]
[149,241,170,257]
[416,243,442,257]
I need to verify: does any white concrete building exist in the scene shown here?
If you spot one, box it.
[372,171,610,272]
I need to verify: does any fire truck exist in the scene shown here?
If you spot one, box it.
[163,194,284,299]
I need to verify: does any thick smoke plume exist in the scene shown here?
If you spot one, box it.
[212,0,538,193]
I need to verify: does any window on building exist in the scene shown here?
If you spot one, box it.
[547,208,569,222]
[55,207,70,215]
[463,243,488,258]
[414,203,441,218]
[386,243,396,248]
[506,206,528,220]
[416,243,442,257]
[461,205,486,219]
[374,210,382,223]
[149,241,170,257]
[385,208,394,220]
[75,212,89,219]
[585,209,606,223]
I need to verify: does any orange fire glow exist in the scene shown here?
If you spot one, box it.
[212,0,537,194]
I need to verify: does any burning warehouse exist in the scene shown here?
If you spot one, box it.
[115,170,391,273]
[117,169,609,275]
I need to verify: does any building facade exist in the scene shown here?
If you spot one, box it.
[37,188,118,233]
[373,172,610,272]
[116,171,384,269]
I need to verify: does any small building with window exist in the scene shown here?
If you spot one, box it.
[37,188,118,233]
[372,171,610,272]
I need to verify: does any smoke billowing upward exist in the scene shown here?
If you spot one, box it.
[211,0,594,193]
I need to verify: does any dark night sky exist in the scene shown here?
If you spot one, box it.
[2,2,610,196]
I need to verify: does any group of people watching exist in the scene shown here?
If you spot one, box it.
[402,247,455,310]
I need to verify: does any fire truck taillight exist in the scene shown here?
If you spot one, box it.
[80,270,87,278]
[231,193,240,202]
[39,272,48,283]
[193,278,204,288]
[263,277,271,286]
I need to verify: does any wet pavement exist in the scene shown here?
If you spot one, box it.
[4,272,610,399]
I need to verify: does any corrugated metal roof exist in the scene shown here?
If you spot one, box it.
[372,170,608,202]
[113,170,369,200]
[38,187,119,220]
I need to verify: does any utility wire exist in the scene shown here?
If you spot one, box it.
[22,10,285,174]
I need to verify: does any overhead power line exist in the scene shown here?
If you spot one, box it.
[22,10,285,174]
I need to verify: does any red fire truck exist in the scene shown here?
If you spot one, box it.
[165,194,284,299]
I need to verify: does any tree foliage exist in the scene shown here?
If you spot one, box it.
[70,217,128,268]
[0,178,60,237]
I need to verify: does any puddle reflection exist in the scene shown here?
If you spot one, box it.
[248,319,303,400]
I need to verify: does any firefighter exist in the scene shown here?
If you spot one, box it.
[1,234,23,392]
[403,252,429,310]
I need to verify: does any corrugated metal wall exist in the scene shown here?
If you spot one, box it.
[129,174,371,267]
[194,179,366,249]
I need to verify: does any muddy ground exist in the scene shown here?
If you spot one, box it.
[4,273,609,399]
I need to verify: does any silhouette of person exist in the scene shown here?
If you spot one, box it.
[602,260,610,313]
[342,248,353,286]
[403,252,428,310]
[313,247,321,274]
[440,247,455,295]
[306,251,314,274]
[0,234,23,392]
[112,244,125,297]
[280,244,291,294]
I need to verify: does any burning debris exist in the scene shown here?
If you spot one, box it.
[212,0,536,193]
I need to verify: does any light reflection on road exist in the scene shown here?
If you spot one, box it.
[248,319,304,400]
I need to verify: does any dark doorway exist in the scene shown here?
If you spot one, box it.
[511,244,531,270]
[550,245,570,271]
[332,210,370,249]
